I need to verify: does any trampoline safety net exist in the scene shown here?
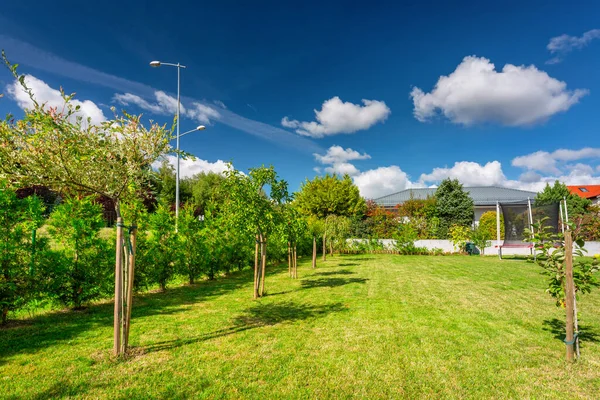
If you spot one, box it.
[499,203,560,245]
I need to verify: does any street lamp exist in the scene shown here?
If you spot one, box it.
[150,61,205,225]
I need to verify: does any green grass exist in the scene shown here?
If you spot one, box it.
[2,255,600,399]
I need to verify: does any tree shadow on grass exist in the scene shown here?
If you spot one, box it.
[313,269,356,276]
[143,301,347,353]
[0,267,253,366]
[542,318,600,344]
[337,263,359,267]
[301,277,368,289]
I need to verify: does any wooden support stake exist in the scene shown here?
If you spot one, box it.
[564,231,575,362]
[254,235,259,299]
[113,217,123,356]
[260,239,267,296]
[123,226,137,353]
[288,242,291,277]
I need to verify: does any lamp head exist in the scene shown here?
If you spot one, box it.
[196,125,206,131]
[149,61,161,67]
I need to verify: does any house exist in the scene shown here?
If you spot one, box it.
[568,185,600,206]
[372,186,539,224]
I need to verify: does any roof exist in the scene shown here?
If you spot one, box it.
[373,186,539,207]
[567,185,600,199]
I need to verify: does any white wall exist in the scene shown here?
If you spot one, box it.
[348,239,600,256]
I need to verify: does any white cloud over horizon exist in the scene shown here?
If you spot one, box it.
[411,56,587,126]
[6,74,106,125]
[313,146,600,199]
[153,155,232,179]
[512,147,600,174]
[282,96,390,138]
[546,29,600,64]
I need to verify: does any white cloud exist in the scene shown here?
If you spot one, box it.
[188,102,221,124]
[518,171,542,183]
[511,147,600,174]
[113,91,221,125]
[411,56,587,126]
[213,100,227,109]
[419,161,507,187]
[353,166,415,199]
[547,29,600,64]
[7,74,106,125]
[154,155,231,179]
[325,162,360,176]
[314,145,371,165]
[282,96,391,138]
[313,145,371,177]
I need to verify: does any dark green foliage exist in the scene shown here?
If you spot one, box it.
[295,174,366,219]
[188,172,227,215]
[177,206,208,284]
[45,197,113,309]
[535,181,591,218]
[435,179,474,238]
[144,205,178,291]
[0,182,46,324]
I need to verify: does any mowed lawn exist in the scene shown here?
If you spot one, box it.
[2,255,600,399]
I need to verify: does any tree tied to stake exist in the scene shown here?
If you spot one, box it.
[0,52,175,356]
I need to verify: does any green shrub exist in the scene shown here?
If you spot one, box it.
[45,197,112,309]
[479,211,504,240]
[449,225,471,253]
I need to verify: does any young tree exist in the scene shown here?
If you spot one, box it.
[0,55,173,355]
[46,197,112,308]
[0,181,45,325]
[307,216,324,268]
[224,166,288,298]
[295,174,365,260]
[435,179,474,238]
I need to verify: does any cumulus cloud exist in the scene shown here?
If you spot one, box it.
[512,147,600,174]
[154,155,231,179]
[411,56,587,126]
[282,96,390,138]
[353,166,416,199]
[314,145,371,165]
[547,29,600,64]
[7,74,106,125]
[419,161,507,187]
[313,145,371,177]
[113,91,221,124]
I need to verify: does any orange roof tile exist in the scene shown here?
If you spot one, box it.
[568,185,600,199]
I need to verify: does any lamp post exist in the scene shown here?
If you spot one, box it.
[149,61,206,225]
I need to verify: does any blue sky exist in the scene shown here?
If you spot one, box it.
[1,1,600,198]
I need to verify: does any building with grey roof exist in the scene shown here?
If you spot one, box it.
[373,186,538,224]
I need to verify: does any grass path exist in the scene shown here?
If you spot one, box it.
[2,255,600,399]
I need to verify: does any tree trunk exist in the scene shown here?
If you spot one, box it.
[322,234,326,261]
[123,225,136,353]
[113,215,123,356]
[1,305,7,326]
[293,245,297,278]
[312,237,317,269]
[288,241,291,277]
[260,238,267,296]
[329,240,333,256]
[254,235,259,299]
[565,231,575,361]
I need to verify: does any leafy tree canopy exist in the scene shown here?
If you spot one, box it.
[294,174,366,219]
[435,179,474,236]
[535,181,591,218]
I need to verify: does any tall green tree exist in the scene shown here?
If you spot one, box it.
[0,181,45,325]
[144,205,178,291]
[177,205,208,284]
[224,165,288,298]
[295,174,365,259]
[435,179,474,238]
[188,172,226,215]
[535,181,591,218]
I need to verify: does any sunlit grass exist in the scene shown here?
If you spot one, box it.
[2,255,599,398]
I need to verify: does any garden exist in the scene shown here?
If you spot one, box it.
[1,55,600,398]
